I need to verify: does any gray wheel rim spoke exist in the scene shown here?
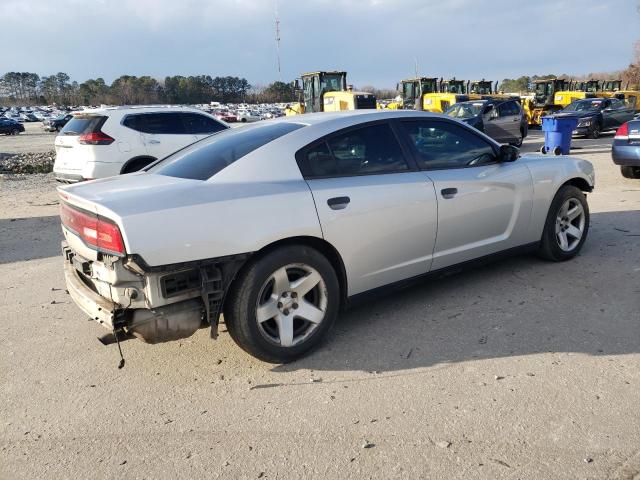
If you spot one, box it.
[295,300,324,324]
[555,198,585,252]
[256,263,328,348]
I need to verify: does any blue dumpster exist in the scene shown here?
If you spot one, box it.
[540,115,579,155]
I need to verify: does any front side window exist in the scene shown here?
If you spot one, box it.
[301,123,409,178]
[401,120,496,170]
[148,122,305,180]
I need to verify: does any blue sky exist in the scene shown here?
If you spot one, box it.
[0,0,638,88]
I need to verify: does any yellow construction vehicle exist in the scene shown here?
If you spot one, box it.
[469,79,498,95]
[384,77,439,109]
[522,77,570,125]
[285,71,377,116]
[553,79,600,108]
[422,78,472,113]
[599,79,639,111]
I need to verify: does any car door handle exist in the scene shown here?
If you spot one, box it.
[148,139,160,144]
[327,196,350,210]
[441,188,458,199]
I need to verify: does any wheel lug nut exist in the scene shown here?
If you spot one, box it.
[292,303,299,309]
[277,302,283,309]
[282,292,288,298]
[283,309,290,315]
[291,292,298,298]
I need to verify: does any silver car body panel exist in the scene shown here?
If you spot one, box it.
[59,110,594,304]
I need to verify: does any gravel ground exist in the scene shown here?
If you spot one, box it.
[1,131,639,479]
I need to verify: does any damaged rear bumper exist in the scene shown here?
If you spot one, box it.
[64,257,117,329]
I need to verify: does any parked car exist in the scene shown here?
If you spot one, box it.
[59,110,594,363]
[214,110,237,123]
[53,106,229,183]
[20,112,39,122]
[43,113,74,132]
[236,110,262,123]
[445,99,527,146]
[0,118,25,135]
[554,98,637,139]
[612,119,640,179]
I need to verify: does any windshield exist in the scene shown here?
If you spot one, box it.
[320,74,344,93]
[535,82,552,96]
[402,82,417,101]
[445,102,485,118]
[442,82,465,94]
[147,122,305,180]
[562,100,605,112]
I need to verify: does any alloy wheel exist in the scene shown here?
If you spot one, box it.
[555,198,585,252]
[255,263,328,347]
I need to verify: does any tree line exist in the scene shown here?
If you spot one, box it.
[0,72,299,106]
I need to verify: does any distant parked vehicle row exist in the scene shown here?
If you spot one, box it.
[53,106,228,183]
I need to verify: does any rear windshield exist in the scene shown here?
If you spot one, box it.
[147,122,305,180]
[61,115,106,136]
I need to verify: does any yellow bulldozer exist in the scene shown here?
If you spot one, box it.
[285,71,377,116]
[553,79,601,108]
[384,77,439,110]
[599,79,639,112]
[521,77,570,126]
[422,78,471,113]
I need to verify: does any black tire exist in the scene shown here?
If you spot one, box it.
[538,185,589,262]
[587,123,601,139]
[241,118,247,123]
[552,146,563,155]
[621,166,640,179]
[11,128,19,135]
[224,245,340,363]
[511,133,524,147]
[540,146,547,154]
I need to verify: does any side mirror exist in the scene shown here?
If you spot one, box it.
[498,144,519,162]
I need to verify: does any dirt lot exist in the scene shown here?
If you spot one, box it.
[1,130,639,479]
[0,122,57,155]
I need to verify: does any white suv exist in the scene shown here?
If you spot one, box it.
[53,106,228,182]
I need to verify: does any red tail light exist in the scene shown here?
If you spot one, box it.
[60,202,125,255]
[78,131,115,145]
[615,122,629,140]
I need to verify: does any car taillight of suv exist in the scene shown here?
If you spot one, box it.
[62,115,114,145]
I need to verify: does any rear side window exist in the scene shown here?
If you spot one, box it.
[300,123,409,178]
[60,115,107,136]
[181,113,227,134]
[148,122,305,180]
[126,112,186,134]
[498,101,520,117]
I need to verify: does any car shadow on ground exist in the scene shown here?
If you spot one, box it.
[0,215,63,264]
[274,210,640,374]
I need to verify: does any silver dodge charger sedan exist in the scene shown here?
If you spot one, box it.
[58,110,595,363]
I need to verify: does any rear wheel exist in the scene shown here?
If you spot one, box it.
[11,128,19,135]
[121,157,155,174]
[225,245,339,363]
[512,130,524,147]
[621,166,640,179]
[538,185,589,261]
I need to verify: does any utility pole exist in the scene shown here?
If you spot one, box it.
[275,0,282,82]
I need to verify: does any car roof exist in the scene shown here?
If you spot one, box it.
[74,105,205,116]
[269,109,441,127]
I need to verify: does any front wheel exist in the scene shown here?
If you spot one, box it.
[11,128,20,135]
[587,123,601,139]
[538,185,589,261]
[225,245,340,363]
